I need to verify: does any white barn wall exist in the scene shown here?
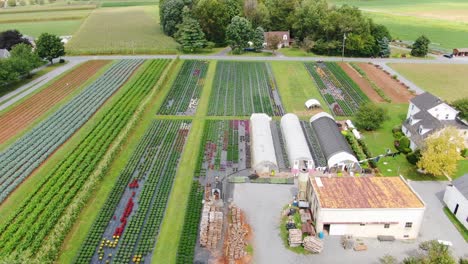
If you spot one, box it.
[443,185,468,229]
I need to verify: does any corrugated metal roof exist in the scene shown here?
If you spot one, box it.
[453,174,468,200]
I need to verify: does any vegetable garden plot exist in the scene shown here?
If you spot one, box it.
[0,60,110,144]
[0,59,143,203]
[300,121,327,167]
[208,61,285,116]
[0,59,170,263]
[304,62,369,116]
[74,120,191,264]
[158,60,209,115]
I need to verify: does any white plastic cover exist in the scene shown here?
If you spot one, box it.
[250,114,278,173]
[280,114,314,168]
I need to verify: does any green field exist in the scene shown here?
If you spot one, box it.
[331,0,468,50]
[66,6,179,54]
[0,9,91,23]
[0,19,83,37]
[389,63,468,102]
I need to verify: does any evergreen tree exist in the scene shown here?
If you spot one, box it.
[252,26,264,51]
[175,7,206,52]
[411,35,430,57]
[378,36,390,58]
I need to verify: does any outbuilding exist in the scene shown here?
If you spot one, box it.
[453,48,468,57]
[307,176,425,239]
[280,113,314,175]
[309,112,360,172]
[443,174,468,229]
[250,113,278,175]
[305,99,321,109]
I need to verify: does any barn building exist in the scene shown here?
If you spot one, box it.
[307,176,425,239]
[453,48,468,57]
[263,31,292,49]
[280,113,314,175]
[443,174,468,229]
[309,112,360,172]
[250,113,278,175]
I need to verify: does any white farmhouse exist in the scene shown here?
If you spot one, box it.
[443,174,468,229]
[402,92,468,150]
[307,176,425,239]
[250,113,278,174]
[280,113,314,175]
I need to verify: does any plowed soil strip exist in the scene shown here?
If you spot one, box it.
[0,60,110,144]
[357,62,414,103]
[338,62,385,103]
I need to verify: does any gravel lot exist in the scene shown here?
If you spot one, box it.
[233,181,468,264]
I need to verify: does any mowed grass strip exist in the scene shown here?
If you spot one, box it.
[66,6,179,55]
[270,61,330,117]
[0,9,92,23]
[389,64,468,102]
[0,20,83,37]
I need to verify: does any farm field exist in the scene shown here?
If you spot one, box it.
[208,61,285,116]
[0,9,92,23]
[0,20,83,37]
[158,60,209,115]
[0,59,170,262]
[388,63,468,102]
[0,59,142,203]
[0,60,110,145]
[270,61,330,117]
[75,119,191,264]
[330,0,468,50]
[337,62,386,103]
[66,6,179,55]
[304,62,369,116]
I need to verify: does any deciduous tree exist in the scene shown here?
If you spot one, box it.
[36,33,65,64]
[175,7,206,52]
[226,16,252,54]
[0,30,31,51]
[160,0,185,37]
[411,35,430,57]
[353,102,388,131]
[266,34,281,54]
[0,59,19,86]
[417,127,464,177]
[9,43,42,77]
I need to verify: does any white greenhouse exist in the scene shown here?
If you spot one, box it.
[305,99,321,109]
[280,113,314,175]
[310,112,360,172]
[250,113,278,174]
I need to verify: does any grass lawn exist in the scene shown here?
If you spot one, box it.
[388,64,468,102]
[443,206,468,242]
[0,19,83,37]
[455,160,468,179]
[270,61,331,117]
[56,59,179,263]
[0,62,61,98]
[280,47,317,57]
[66,6,179,55]
[362,103,446,181]
[152,61,217,264]
[0,9,91,23]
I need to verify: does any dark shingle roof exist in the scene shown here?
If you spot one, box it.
[310,115,353,160]
[453,174,468,200]
[410,92,442,110]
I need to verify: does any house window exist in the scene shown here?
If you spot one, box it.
[384,224,390,228]
[405,222,413,228]
[445,114,449,119]
[418,127,423,135]
[360,223,365,226]
[466,217,468,223]
[411,104,414,110]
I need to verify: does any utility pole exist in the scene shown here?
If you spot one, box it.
[342,33,347,62]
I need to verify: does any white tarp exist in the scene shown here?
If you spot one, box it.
[250,113,278,174]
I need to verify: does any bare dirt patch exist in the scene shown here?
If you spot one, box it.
[0,60,109,144]
[338,62,385,103]
[357,63,414,103]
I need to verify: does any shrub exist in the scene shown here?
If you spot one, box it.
[398,136,410,151]
[406,149,421,165]
[393,131,403,139]
[461,148,468,158]
[7,0,16,6]
[392,125,402,135]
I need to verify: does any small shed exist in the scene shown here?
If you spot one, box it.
[305,99,321,109]
[453,48,468,57]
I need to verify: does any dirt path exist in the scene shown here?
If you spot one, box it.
[338,62,385,103]
[357,63,414,103]
[0,60,109,145]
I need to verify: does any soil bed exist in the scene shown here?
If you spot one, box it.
[338,62,385,103]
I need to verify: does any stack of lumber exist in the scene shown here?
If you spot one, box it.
[226,204,248,263]
[199,204,223,249]
[303,236,324,253]
[288,229,303,247]
[301,222,314,236]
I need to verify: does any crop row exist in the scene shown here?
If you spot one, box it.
[324,62,369,104]
[0,59,143,203]
[158,60,209,115]
[301,121,327,167]
[0,59,170,262]
[175,181,204,264]
[208,61,284,116]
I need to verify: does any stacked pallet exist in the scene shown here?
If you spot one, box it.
[303,236,323,253]
[288,229,303,247]
[226,205,249,264]
[199,204,223,249]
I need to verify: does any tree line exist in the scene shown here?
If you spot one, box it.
[0,30,65,87]
[159,0,394,56]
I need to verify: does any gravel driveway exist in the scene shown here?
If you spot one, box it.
[234,181,468,264]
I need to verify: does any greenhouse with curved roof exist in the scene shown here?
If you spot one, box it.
[250,113,278,174]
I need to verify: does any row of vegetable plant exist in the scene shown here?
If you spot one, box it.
[158,60,209,115]
[0,59,170,263]
[0,59,143,203]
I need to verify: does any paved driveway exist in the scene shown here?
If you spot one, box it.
[233,181,468,264]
